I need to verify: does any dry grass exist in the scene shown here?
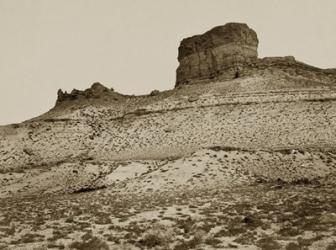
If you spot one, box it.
[0,182,335,249]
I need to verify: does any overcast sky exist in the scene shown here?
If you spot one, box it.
[0,0,335,125]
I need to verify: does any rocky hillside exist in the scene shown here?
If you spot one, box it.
[1,22,336,250]
[1,23,336,194]
[1,77,336,170]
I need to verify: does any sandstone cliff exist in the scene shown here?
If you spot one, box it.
[175,23,336,86]
[176,23,258,85]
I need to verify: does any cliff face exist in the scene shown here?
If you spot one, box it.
[176,23,336,86]
[176,23,259,86]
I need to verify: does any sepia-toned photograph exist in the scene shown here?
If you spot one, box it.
[0,0,336,249]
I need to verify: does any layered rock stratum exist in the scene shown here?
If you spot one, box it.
[176,23,258,85]
[176,23,336,86]
[1,23,336,249]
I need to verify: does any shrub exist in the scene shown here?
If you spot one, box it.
[138,223,174,248]
[69,236,109,250]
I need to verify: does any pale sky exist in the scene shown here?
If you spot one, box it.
[0,0,335,125]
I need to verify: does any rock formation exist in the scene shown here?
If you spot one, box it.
[56,82,120,105]
[176,23,259,86]
[176,23,336,86]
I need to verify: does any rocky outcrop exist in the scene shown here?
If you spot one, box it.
[49,23,336,109]
[176,23,259,86]
[252,57,336,84]
[176,23,336,86]
[56,82,120,105]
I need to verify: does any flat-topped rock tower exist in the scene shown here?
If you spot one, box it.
[176,22,336,86]
[176,23,259,86]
